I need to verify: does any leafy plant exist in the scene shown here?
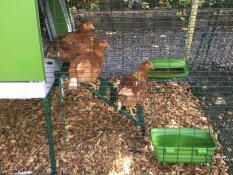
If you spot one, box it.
[71,0,100,10]
[141,1,150,9]
[89,0,100,10]
[159,0,217,9]
[159,0,191,9]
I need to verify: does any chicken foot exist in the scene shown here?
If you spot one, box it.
[127,106,137,119]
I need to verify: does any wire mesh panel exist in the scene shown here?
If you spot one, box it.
[45,0,231,174]
[0,0,233,174]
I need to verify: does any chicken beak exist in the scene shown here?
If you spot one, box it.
[92,26,95,30]
[89,24,95,30]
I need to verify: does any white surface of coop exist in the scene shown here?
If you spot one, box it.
[0,59,60,99]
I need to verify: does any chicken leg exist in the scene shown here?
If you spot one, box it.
[117,101,137,119]
[86,82,97,89]
[127,106,137,119]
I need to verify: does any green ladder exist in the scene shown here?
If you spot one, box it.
[80,77,146,135]
[54,64,146,135]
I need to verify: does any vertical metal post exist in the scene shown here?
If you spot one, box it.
[59,75,67,145]
[109,86,118,104]
[43,94,57,175]
[136,105,146,136]
[98,77,108,96]
[185,0,200,60]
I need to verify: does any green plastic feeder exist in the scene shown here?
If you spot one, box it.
[150,128,216,163]
[148,58,189,79]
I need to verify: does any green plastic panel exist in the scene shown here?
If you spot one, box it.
[151,128,216,163]
[148,58,190,79]
[0,0,45,81]
[48,0,68,35]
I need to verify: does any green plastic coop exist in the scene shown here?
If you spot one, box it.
[0,0,72,99]
[0,0,45,82]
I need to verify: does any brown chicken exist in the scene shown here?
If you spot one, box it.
[91,38,109,80]
[117,61,153,116]
[45,21,95,62]
[44,41,75,62]
[60,21,95,55]
[68,38,109,88]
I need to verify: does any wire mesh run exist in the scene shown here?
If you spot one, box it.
[0,0,232,174]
